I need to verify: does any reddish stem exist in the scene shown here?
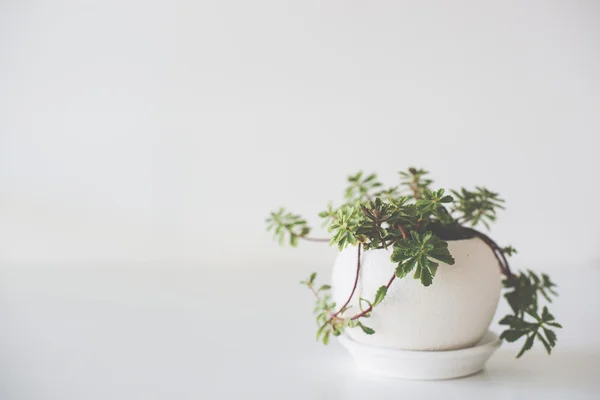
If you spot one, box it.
[396,225,408,239]
[461,227,513,278]
[415,218,423,231]
[350,273,396,320]
[331,244,362,319]
[308,285,337,319]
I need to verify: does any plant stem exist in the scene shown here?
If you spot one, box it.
[410,175,422,199]
[331,244,362,319]
[396,224,408,239]
[350,273,396,320]
[308,284,337,319]
[462,227,513,278]
[415,218,423,230]
[308,285,321,299]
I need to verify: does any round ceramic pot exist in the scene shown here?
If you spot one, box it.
[331,237,502,351]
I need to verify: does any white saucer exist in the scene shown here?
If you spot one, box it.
[338,331,501,380]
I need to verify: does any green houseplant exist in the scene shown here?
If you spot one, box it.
[266,168,561,359]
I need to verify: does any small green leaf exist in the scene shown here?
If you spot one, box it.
[504,291,520,314]
[499,315,527,329]
[357,322,375,335]
[537,332,552,354]
[316,312,327,324]
[395,259,416,278]
[346,319,358,328]
[309,272,317,285]
[541,306,554,322]
[428,247,455,265]
[500,329,528,342]
[359,297,372,312]
[323,330,331,345]
[418,264,434,286]
[517,334,535,358]
[543,328,557,347]
[316,322,327,340]
[318,284,331,292]
[373,286,387,306]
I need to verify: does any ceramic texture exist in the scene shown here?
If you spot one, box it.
[331,237,502,350]
[338,330,501,380]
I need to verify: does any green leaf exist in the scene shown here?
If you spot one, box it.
[316,322,327,340]
[364,173,376,182]
[346,319,358,328]
[451,186,504,229]
[504,291,520,314]
[418,263,434,286]
[309,272,317,285]
[537,332,552,354]
[316,312,327,324]
[359,297,372,312]
[391,231,453,287]
[541,306,554,322]
[323,330,331,345]
[543,328,557,347]
[398,167,433,199]
[499,314,527,329]
[265,208,312,247]
[344,171,383,202]
[427,240,455,265]
[517,334,535,358]
[395,258,417,278]
[500,329,529,342]
[373,286,387,306]
[318,284,331,292]
[357,322,375,335]
[525,308,541,321]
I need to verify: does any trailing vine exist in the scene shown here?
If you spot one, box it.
[266,168,561,358]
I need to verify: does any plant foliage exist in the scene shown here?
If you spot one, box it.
[266,168,561,358]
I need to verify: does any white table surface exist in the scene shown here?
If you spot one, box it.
[0,263,598,399]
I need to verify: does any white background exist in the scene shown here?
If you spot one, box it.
[1,0,599,270]
[1,1,600,399]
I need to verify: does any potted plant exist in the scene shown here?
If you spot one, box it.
[266,168,561,379]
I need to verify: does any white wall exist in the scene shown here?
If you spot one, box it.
[1,0,599,269]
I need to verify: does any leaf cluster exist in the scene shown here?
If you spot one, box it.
[500,306,561,357]
[503,270,558,316]
[344,171,383,203]
[267,168,562,358]
[399,167,432,199]
[356,197,416,250]
[500,270,561,357]
[391,231,455,286]
[415,188,454,225]
[265,208,310,246]
[451,187,505,229]
[302,272,381,344]
[328,206,363,250]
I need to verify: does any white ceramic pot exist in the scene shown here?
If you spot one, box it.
[331,237,502,351]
